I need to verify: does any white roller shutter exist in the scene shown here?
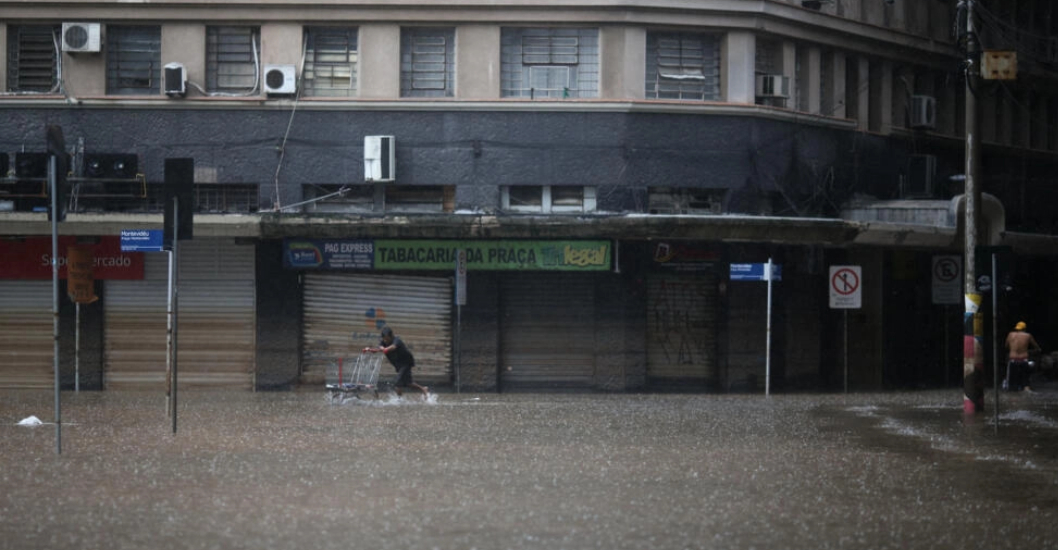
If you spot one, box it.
[105,240,255,390]
[0,281,53,389]
[501,273,595,390]
[301,273,451,386]
[646,271,718,384]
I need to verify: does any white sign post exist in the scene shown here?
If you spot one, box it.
[454,250,467,393]
[730,259,781,396]
[829,265,862,393]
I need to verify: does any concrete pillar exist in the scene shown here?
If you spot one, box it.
[807,46,822,115]
[857,57,870,130]
[260,23,303,68]
[723,31,755,104]
[0,26,7,91]
[456,25,500,99]
[600,26,645,100]
[939,74,958,137]
[829,51,847,118]
[162,24,205,97]
[876,60,893,133]
[893,69,911,130]
[359,24,400,99]
[782,40,796,109]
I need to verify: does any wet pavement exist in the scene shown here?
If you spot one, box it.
[3,387,1058,550]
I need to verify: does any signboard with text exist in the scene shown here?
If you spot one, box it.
[283,239,611,272]
[828,265,862,309]
[0,236,144,280]
[931,255,962,305]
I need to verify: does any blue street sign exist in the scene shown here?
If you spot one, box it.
[730,263,782,281]
[120,229,165,252]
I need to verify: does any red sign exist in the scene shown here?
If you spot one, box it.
[0,236,144,280]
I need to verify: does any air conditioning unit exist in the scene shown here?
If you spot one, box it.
[62,23,102,53]
[364,136,395,183]
[904,154,936,198]
[910,95,936,130]
[755,74,790,98]
[263,64,297,95]
[164,63,186,98]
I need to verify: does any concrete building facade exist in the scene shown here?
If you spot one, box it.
[2,0,1058,393]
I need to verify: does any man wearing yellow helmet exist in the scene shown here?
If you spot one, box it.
[1005,321,1041,392]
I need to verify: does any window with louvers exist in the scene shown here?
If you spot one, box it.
[304,27,358,97]
[400,28,454,98]
[501,28,598,99]
[6,25,58,92]
[106,26,161,95]
[646,32,720,101]
[207,26,259,94]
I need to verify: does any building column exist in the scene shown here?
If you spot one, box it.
[782,40,796,109]
[807,46,822,115]
[723,31,756,104]
[456,25,501,99]
[829,51,847,118]
[601,27,645,100]
[359,24,400,99]
[857,57,870,130]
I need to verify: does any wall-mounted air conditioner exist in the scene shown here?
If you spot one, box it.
[263,64,297,95]
[910,95,936,130]
[364,136,395,183]
[164,63,186,98]
[62,23,102,53]
[755,74,790,98]
[904,154,936,198]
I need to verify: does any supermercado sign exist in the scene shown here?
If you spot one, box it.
[283,239,611,271]
[0,236,144,280]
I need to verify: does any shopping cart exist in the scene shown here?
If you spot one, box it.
[325,350,384,403]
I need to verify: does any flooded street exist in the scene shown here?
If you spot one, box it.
[3,388,1058,550]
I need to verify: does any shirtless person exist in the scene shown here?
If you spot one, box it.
[1005,321,1042,392]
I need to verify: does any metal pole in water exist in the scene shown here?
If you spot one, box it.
[75,303,80,393]
[765,257,772,397]
[992,253,999,434]
[844,310,849,394]
[50,155,62,455]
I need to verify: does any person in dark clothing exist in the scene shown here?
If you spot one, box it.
[366,326,429,399]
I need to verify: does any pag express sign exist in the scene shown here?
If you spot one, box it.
[0,236,144,280]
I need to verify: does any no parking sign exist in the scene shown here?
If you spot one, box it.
[829,265,862,309]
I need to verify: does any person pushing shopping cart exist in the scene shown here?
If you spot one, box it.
[364,326,430,400]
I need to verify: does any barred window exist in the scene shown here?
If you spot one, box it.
[400,28,454,98]
[304,27,358,97]
[646,32,720,101]
[501,28,598,99]
[207,26,260,94]
[6,25,59,92]
[503,186,596,213]
[106,26,161,95]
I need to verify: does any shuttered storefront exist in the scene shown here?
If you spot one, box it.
[646,271,718,386]
[301,273,452,386]
[105,240,255,390]
[500,273,595,390]
[0,281,53,389]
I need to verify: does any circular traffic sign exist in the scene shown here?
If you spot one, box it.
[831,268,860,296]
[933,258,959,282]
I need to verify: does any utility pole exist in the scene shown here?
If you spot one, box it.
[962,0,985,415]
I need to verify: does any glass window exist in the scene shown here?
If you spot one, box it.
[645,32,720,101]
[106,26,161,95]
[501,28,598,99]
[400,28,454,98]
[503,186,596,213]
[6,25,59,92]
[304,27,358,97]
[206,26,260,94]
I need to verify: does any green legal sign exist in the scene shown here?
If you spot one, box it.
[374,240,611,271]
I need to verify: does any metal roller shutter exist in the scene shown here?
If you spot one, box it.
[501,273,595,390]
[301,273,452,386]
[105,240,255,390]
[0,281,53,389]
[646,271,718,385]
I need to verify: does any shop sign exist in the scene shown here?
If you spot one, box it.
[283,239,374,270]
[0,236,144,280]
[651,242,720,272]
[374,240,611,271]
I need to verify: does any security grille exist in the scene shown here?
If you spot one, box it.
[400,28,454,97]
[6,25,59,92]
[304,27,358,97]
[646,33,720,101]
[206,26,259,93]
[106,26,161,95]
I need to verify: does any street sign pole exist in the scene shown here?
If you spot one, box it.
[50,155,61,455]
[765,258,773,397]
